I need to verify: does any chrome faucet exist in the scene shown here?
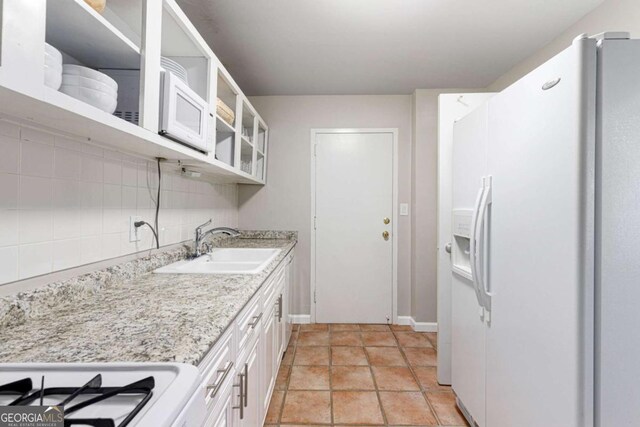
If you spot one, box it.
[193,219,240,257]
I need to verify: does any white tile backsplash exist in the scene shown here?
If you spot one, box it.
[21,128,54,146]
[0,246,19,283]
[0,210,18,247]
[52,238,81,271]
[19,175,52,209]
[19,242,53,279]
[0,121,239,285]
[54,147,81,180]
[18,210,53,244]
[0,174,19,209]
[21,140,54,178]
[0,135,20,174]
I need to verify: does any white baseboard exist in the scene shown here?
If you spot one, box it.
[289,314,311,324]
[396,316,412,326]
[290,314,436,331]
[410,318,438,332]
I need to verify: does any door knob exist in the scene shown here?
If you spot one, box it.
[382,231,389,240]
[383,217,390,225]
[445,243,452,254]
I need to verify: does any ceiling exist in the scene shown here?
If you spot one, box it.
[177,0,603,95]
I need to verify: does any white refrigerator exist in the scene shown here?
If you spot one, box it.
[450,32,640,427]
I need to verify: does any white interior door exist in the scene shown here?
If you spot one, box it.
[313,130,394,324]
[437,93,494,385]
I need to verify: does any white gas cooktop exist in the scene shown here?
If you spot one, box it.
[0,363,204,427]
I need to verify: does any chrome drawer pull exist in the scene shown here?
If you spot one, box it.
[233,369,245,419]
[206,361,234,399]
[243,362,249,408]
[248,312,263,329]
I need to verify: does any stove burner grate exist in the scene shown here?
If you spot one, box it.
[1,375,155,427]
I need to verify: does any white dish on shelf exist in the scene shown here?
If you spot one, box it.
[44,64,62,90]
[161,57,188,84]
[62,74,117,97]
[45,43,62,64]
[62,64,117,91]
[60,84,117,113]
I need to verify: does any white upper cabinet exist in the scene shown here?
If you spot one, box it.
[0,0,268,184]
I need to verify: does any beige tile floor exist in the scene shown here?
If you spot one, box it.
[264,323,470,426]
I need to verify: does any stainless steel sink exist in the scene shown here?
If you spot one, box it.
[154,248,281,275]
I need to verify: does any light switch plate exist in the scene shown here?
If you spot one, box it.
[129,216,141,242]
[400,203,409,216]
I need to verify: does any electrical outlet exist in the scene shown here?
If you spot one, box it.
[129,216,142,242]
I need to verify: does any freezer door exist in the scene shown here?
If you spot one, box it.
[451,103,490,427]
[596,38,640,427]
[485,38,597,427]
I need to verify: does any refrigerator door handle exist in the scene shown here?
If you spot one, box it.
[469,179,486,308]
[475,176,493,312]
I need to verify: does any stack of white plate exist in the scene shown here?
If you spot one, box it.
[161,57,189,84]
[60,64,118,114]
[44,43,63,90]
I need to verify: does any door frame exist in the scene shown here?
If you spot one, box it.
[310,128,399,324]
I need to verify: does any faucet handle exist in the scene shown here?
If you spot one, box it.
[196,218,212,232]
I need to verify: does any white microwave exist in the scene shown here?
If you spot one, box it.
[159,70,210,152]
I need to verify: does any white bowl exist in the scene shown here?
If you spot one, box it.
[45,56,62,73]
[45,56,62,70]
[60,85,117,113]
[45,43,62,64]
[62,64,117,91]
[44,64,62,90]
[61,74,117,97]
[45,52,62,67]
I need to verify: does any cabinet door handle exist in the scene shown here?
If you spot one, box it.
[249,312,263,329]
[278,294,283,322]
[243,363,249,408]
[233,370,244,419]
[206,361,234,399]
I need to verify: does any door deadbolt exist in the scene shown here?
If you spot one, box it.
[382,231,390,240]
[383,217,390,225]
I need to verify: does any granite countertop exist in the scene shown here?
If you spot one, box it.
[0,233,296,366]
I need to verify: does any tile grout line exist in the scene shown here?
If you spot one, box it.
[328,324,334,426]
[391,328,444,427]
[360,325,395,426]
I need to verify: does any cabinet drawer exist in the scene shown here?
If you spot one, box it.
[200,327,235,410]
[236,293,262,352]
[263,265,285,308]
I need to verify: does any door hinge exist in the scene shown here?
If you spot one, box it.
[314,290,316,303]
[314,143,317,157]
[313,216,317,230]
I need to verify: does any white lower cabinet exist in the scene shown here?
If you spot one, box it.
[204,379,235,427]
[197,249,295,426]
[238,333,262,427]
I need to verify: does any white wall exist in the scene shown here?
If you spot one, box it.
[489,0,640,91]
[239,95,413,317]
[0,119,238,285]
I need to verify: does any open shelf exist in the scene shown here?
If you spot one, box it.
[216,115,235,134]
[241,100,256,143]
[239,138,254,175]
[257,122,267,153]
[255,151,265,181]
[46,0,140,69]
[216,72,237,127]
[1,0,267,185]
[215,131,235,167]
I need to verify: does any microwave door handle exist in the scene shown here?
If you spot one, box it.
[470,179,486,308]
